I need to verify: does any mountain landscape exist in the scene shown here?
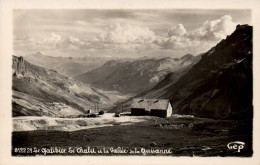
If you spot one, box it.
[10,8,254,158]
[116,24,252,120]
[12,56,128,117]
[13,24,253,120]
[75,54,201,94]
[11,25,254,157]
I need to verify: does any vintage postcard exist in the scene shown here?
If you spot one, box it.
[1,0,260,164]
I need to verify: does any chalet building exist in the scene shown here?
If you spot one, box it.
[130,99,172,118]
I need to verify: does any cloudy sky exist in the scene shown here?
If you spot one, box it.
[13,9,251,58]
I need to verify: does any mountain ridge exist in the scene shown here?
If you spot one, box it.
[75,54,201,94]
[12,56,123,117]
[142,24,253,119]
[24,52,118,77]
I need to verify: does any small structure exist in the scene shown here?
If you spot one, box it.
[115,112,121,117]
[131,99,172,118]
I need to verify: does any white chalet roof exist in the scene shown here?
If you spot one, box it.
[131,98,170,110]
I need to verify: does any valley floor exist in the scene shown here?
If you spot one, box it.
[12,114,252,156]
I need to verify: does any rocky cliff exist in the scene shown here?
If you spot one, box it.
[12,56,25,78]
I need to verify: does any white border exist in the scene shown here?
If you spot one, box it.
[1,0,260,164]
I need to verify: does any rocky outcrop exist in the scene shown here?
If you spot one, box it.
[12,56,25,78]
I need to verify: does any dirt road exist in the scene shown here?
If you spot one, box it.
[13,113,156,132]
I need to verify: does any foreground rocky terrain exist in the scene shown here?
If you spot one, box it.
[12,114,252,156]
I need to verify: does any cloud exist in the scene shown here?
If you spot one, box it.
[58,36,82,49]
[14,15,239,57]
[168,24,187,37]
[14,32,64,52]
[97,23,156,44]
[37,32,62,49]
[46,23,158,52]
[75,20,88,25]
[156,15,239,52]
[57,35,115,51]
[188,15,238,41]
[14,34,36,50]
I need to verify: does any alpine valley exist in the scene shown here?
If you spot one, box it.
[12,24,253,157]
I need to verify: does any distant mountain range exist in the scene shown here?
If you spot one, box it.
[24,52,118,77]
[75,54,201,94]
[115,24,252,120]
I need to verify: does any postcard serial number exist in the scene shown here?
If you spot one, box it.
[13,147,43,154]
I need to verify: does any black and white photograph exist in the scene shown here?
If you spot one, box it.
[1,0,260,164]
